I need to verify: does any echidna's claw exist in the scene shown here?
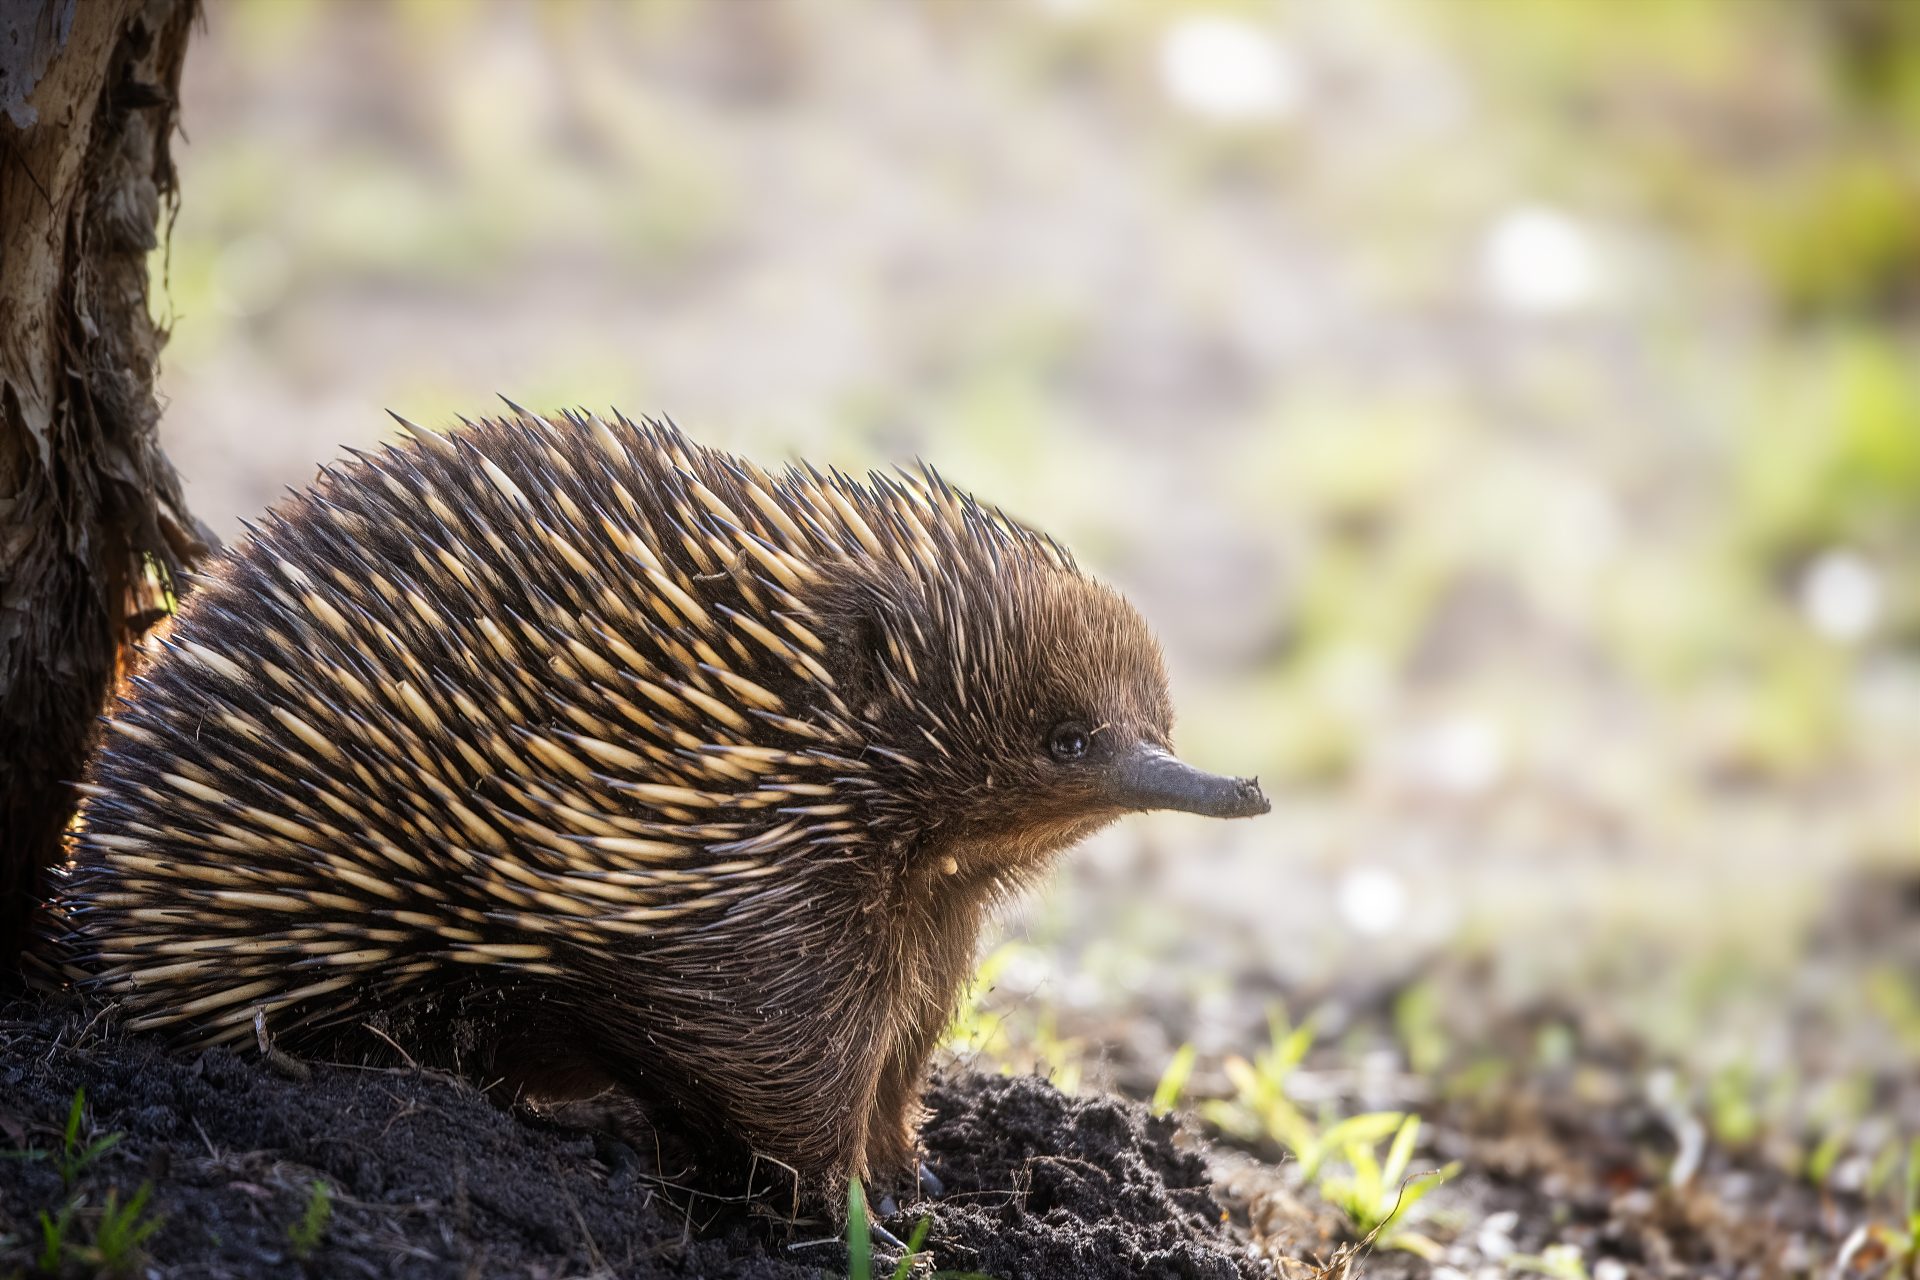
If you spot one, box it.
[868,1216,910,1253]
[252,1007,311,1082]
[917,1160,945,1198]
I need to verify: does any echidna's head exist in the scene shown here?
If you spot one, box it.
[818,485,1269,888]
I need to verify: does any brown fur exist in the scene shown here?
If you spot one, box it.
[40,409,1243,1192]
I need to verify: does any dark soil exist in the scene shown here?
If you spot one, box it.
[915,1077,1259,1279]
[0,998,1261,1279]
[9,937,1908,1280]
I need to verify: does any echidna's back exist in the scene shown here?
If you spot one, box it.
[52,411,884,1052]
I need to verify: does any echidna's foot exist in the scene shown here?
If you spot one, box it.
[522,1085,677,1182]
[867,1211,911,1253]
[787,1202,911,1258]
[252,1008,312,1082]
[875,1158,941,1216]
[587,1129,647,1190]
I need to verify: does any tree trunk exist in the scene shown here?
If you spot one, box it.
[0,0,210,968]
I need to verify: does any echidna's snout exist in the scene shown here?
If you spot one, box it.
[1106,744,1270,820]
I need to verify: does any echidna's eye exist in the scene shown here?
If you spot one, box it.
[1047,721,1089,763]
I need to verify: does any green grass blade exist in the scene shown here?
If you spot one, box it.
[1318,1111,1404,1154]
[1906,1136,1920,1232]
[847,1177,870,1280]
[1383,1115,1420,1186]
[1271,1007,1317,1075]
[64,1089,85,1153]
[889,1217,932,1280]
[1152,1044,1196,1116]
[1346,1139,1384,1221]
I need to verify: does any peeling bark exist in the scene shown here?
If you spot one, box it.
[0,0,210,967]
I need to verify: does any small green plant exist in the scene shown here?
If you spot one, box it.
[1705,1061,1760,1149]
[1292,1112,1412,1187]
[1188,1001,1463,1254]
[1856,1137,1920,1273]
[844,1176,994,1280]
[1868,1136,1907,1199]
[1869,968,1920,1057]
[1392,981,1449,1076]
[1028,1007,1085,1096]
[1197,1006,1427,1187]
[886,1217,932,1280]
[38,1199,79,1273]
[943,945,1023,1060]
[941,945,1085,1092]
[288,1179,333,1260]
[7,1087,124,1192]
[1197,1005,1317,1150]
[1804,1127,1849,1188]
[1507,1243,1591,1280]
[91,1181,164,1274]
[1152,1043,1196,1116]
[1802,1073,1870,1188]
[1903,1133,1919,1224]
[1317,1115,1460,1254]
[55,1087,123,1192]
[9,1088,157,1275]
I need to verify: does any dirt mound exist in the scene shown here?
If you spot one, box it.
[912,1074,1262,1279]
[0,1000,1260,1278]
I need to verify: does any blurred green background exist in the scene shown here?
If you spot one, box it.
[155,0,1918,1100]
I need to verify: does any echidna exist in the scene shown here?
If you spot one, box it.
[45,408,1268,1188]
